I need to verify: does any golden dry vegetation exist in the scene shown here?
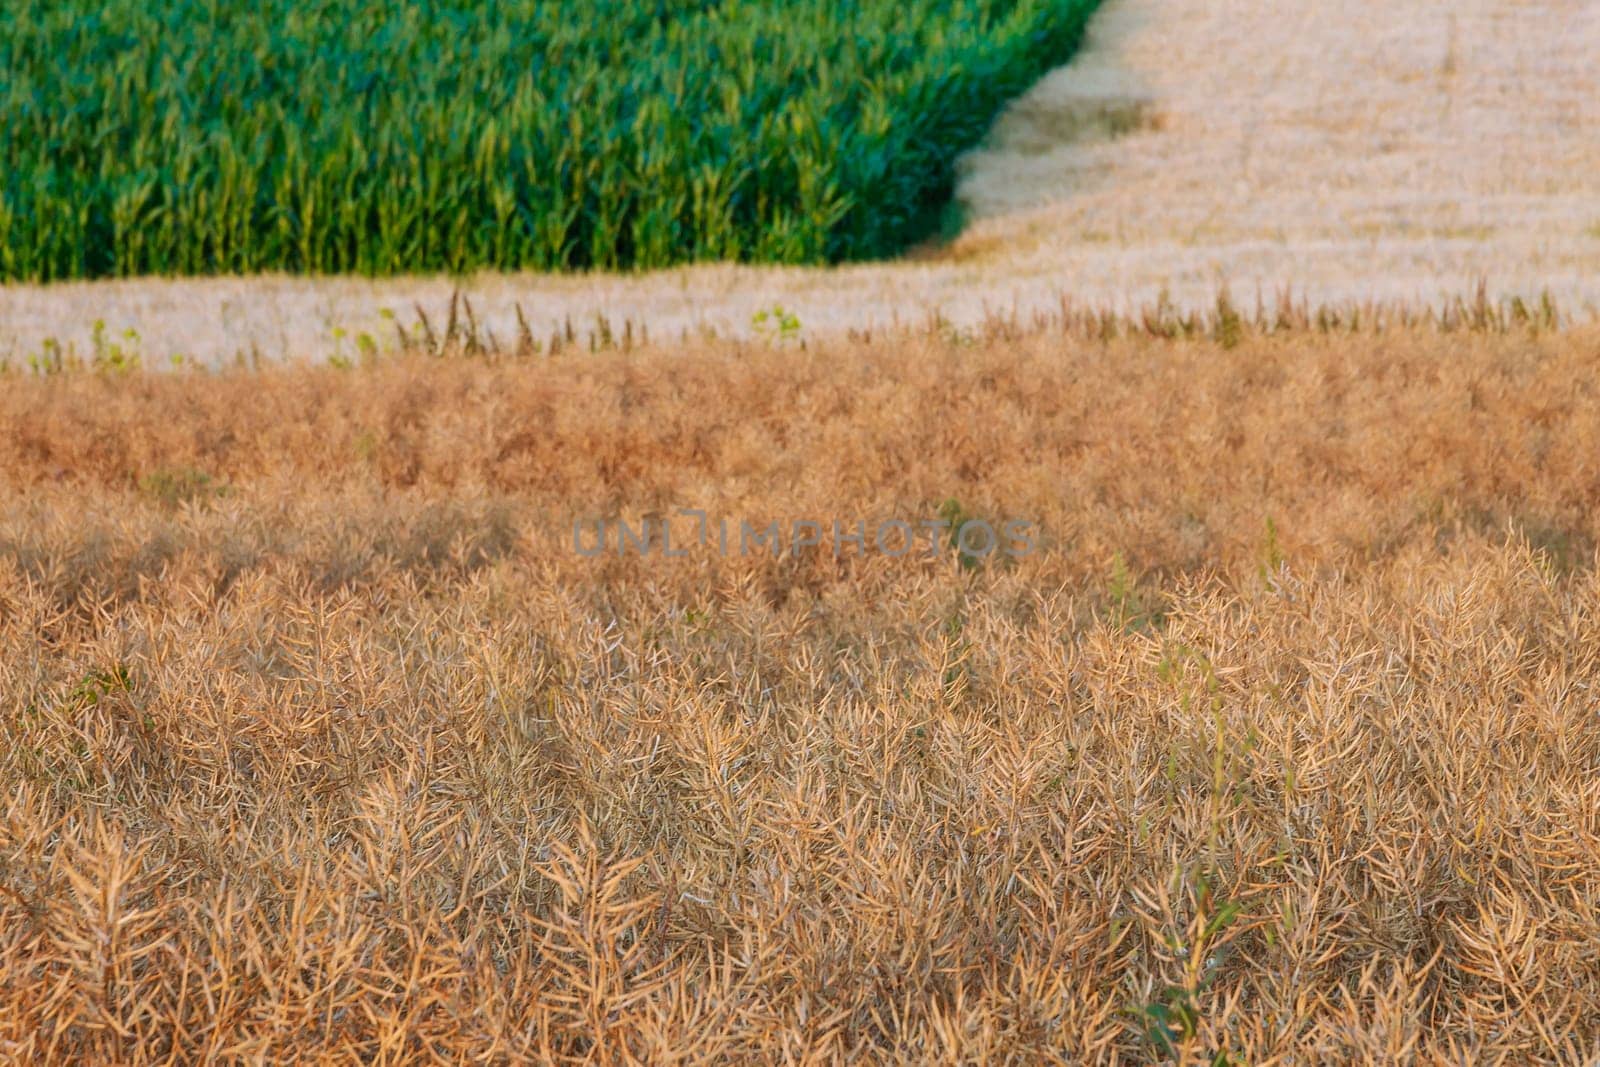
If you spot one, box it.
[4,311,1600,1062]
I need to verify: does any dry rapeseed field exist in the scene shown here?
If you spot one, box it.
[4,312,1600,1061]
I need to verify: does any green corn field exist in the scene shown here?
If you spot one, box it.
[0,0,1099,281]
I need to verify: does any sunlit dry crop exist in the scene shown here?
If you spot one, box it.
[3,313,1599,1061]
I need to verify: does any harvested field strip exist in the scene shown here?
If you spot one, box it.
[6,0,1598,365]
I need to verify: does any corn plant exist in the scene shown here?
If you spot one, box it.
[0,0,1101,280]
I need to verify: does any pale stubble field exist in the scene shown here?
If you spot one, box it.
[3,0,1597,369]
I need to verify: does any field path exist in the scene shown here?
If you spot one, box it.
[4,0,1597,364]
